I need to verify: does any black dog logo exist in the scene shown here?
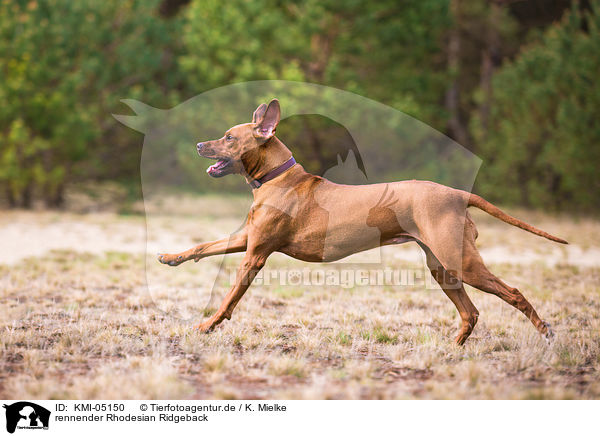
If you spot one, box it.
[3,402,50,433]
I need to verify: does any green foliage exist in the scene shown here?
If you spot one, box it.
[0,119,48,206]
[173,0,461,193]
[472,1,600,211]
[0,0,175,206]
[337,0,452,125]
[179,0,305,90]
[0,0,597,212]
[179,0,450,123]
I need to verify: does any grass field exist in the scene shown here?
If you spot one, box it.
[1,195,599,399]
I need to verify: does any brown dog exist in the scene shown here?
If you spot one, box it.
[158,99,567,345]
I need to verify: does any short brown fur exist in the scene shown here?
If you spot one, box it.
[158,99,566,344]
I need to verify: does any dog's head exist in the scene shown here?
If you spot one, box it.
[196,99,281,178]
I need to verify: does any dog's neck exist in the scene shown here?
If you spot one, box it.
[242,136,293,183]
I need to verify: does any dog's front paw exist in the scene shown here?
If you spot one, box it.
[194,320,216,333]
[157,253,184,266]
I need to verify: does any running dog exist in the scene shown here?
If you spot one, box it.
[158,99,567,344]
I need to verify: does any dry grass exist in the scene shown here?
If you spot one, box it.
[1,199,599,399]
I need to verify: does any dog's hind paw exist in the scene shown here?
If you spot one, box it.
[542,321,555,344]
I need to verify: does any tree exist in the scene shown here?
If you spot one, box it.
[0,0,176,207]
[177,0,454,185]
[471,1,600,211]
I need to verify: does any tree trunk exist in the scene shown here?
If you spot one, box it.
[479,2,502,137]
[21,183,32,209]
[445,0,470,147]
[306,16,339,83]
[6,185,16,208]
[44,183,65,209]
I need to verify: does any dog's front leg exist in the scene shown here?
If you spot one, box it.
[158,230,247,266]
[195,250,269,332]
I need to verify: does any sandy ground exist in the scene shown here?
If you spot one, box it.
[1,200,599,399]
[1,209,599,267]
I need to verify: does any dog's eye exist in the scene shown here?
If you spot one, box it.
[226,135,234,141]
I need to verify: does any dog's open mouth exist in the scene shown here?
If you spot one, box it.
[206,158,232,177]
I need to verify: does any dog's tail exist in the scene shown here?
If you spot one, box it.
[467,194,568,244]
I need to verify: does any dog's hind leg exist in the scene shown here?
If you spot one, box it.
[460,237,553,341]
[424,249,479,345]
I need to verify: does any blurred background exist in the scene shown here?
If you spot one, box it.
[1,0,598,212]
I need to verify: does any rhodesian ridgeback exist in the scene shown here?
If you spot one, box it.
[158,99,567,345]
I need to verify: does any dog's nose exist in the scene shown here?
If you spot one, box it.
[196,142,204,150]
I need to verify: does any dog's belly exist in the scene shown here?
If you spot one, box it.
[279,228,381,262]
[279,230,413,262]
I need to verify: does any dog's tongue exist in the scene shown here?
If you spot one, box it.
[207,160,227,175]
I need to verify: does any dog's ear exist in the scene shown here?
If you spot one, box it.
[253,99,280,142]
[252,103,267,124]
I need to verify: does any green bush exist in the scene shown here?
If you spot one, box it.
[0,0,175,206]
[472,1,600,211]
